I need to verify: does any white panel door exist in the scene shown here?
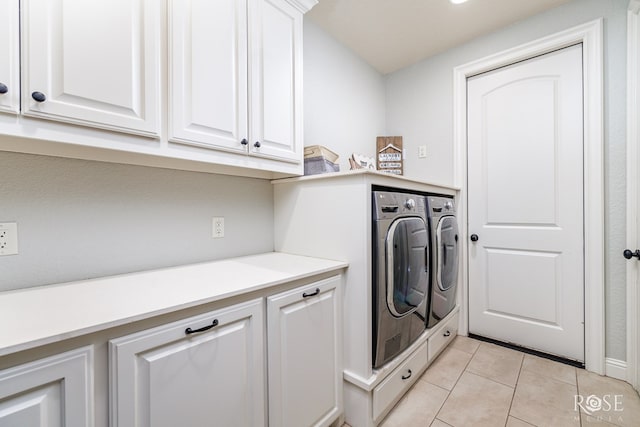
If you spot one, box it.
[0,347,94,427]
[0,0,19,114]
[267,276,342,427]
[169,0,249,153]
[21,0,160,136]
[467,44,584,361]
[249,0,302,163]
[110,299,265,427]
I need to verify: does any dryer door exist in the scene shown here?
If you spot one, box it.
[437,216,459,291]
[386,217,429,317]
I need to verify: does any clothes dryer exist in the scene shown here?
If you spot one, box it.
[372,190,430,368]
[426,196,459,328]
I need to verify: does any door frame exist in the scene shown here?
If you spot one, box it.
[627,0,640,390]
[453,19,605,374]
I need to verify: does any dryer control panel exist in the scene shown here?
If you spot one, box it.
[428,196,456,214]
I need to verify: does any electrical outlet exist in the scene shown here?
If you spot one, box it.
[0,222,18,256]
[418,145,427,158]
[212,217,224,238]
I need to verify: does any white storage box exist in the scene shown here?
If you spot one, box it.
[303,145,340,175]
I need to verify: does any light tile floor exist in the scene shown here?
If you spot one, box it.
[368,336,640,427]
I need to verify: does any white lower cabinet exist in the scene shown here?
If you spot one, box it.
[372,341,428,423]
[428,311,459,361]
[0,346,94,427]
[267,276,343,427]
[109,299,266,427]
[109,277,344,427]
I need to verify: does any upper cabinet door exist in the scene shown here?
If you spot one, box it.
[169,0,249,153]
[249,0,302,163]
[0,0,19,114]
[21,0,161,137]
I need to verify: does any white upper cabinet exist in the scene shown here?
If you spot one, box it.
[21,0,161,136]
[0,0,19,114]
[170,0,309,163]
[0,0,316,177]
[169,0,249,153]
[249,0,302,162]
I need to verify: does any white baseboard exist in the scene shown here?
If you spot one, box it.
[605,358,627,381]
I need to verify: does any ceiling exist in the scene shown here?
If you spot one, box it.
[306,0,574,74]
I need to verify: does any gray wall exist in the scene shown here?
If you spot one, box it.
[304,19,387,171]
[385,0,628,360]
[0,151,274,291]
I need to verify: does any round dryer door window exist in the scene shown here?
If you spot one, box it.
[437,216,459,291]
[385,217,429,317]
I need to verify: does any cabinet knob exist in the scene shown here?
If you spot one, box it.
[0,83,7,94]
[254,141,261,148]
[470,234,479,242]
[240,138,248,146]
[31,91,46,102]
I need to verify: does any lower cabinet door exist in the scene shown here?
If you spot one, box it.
[109,298,265,427]
[267,275,343,427]
[0,346,94,427]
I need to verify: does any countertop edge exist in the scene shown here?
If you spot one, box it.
[270,169,461,191]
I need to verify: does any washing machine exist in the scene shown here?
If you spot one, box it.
[426,195,459,328]
[372,189,430,368]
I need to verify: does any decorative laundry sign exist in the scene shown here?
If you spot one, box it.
[376,136,403,175]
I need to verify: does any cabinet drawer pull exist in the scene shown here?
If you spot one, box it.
[185,319,219,335]
[32,91,46,102]
[0,83,7,94]
[303,288,320,298]
[401,369,412,380]
[443,330,451,337]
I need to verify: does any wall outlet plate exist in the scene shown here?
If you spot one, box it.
[418,145,427,158]
[212,217,224,239]
[0,222,18,256]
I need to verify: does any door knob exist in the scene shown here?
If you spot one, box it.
[623,249,640,260]
[470,234,479,242]
[31,91,46,102]
[0,83,7,94]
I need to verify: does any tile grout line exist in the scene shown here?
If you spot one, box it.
[431,339,483,424]
[503,351,525,427]
[575,367,583,427]
[509,415,537,426]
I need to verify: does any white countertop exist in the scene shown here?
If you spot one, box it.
[0,252,348,357]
